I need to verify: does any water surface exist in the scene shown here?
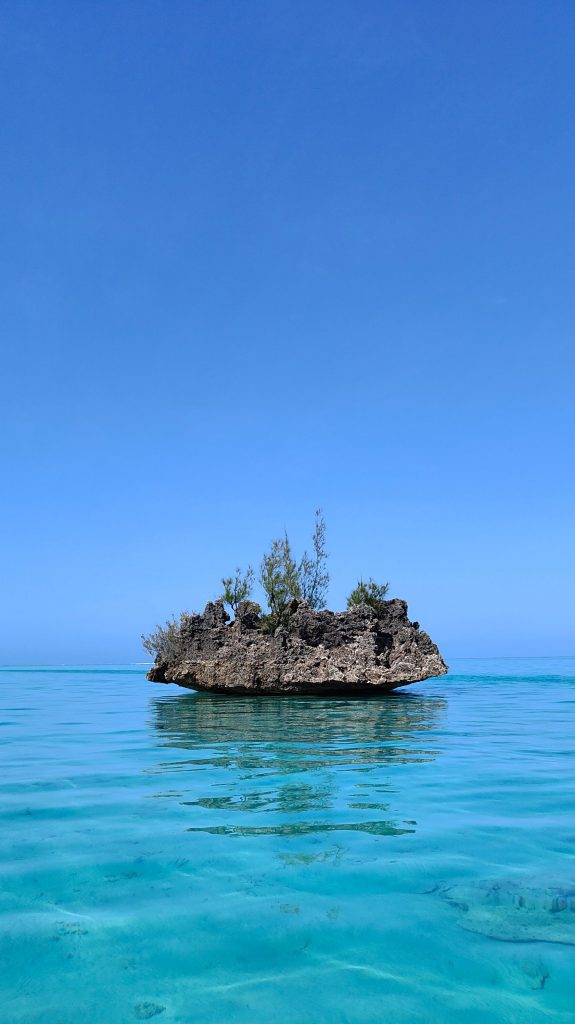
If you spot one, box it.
[1,660,574,1022]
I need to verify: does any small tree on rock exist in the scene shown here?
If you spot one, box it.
[347,578,389,615]
[220,566,254,616]
[260,533,301,630]
[298,509,329,610]
[141,616,182,660]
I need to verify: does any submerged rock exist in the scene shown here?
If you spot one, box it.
[147,598,447,695]
[433,879,575,945]
[134,1004,165,1020]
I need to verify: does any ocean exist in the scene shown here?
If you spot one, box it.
[1,659,574,1022]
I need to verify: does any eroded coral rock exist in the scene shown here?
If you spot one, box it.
[147,598,447,695]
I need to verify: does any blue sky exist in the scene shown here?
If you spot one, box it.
[1,1,574,663]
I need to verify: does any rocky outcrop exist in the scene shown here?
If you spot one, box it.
[147,598,448,695]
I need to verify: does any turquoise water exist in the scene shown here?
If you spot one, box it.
[1,660,574,1023]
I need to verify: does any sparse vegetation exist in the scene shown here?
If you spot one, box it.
[347,578,389,614]
[259,510,330,630]
[220,566,254,615]
[142,512,392,656]
[260,532,301,631]
[298,509,329,610]
[141,616,182,660]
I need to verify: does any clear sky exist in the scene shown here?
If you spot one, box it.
[2,1,574,664]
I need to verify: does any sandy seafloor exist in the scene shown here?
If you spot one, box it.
[1,658,574,1023]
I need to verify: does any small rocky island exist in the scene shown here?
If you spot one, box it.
[147,597,447,695]
[144,511,448,695]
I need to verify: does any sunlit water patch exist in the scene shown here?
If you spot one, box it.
[1,660,574,1022]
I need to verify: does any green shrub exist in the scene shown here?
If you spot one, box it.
[298,509,329,610]
[346,578,389,614]
[259,510,330,631]
[220,566,254,616]
[141,617,181,660]
[260,533,301,630]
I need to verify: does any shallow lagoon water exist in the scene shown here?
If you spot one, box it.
[1,659,574,1023]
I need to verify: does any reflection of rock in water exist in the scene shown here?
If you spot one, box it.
[148,692,446,839]
[151,691,446,758]
[433,879,575,945]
